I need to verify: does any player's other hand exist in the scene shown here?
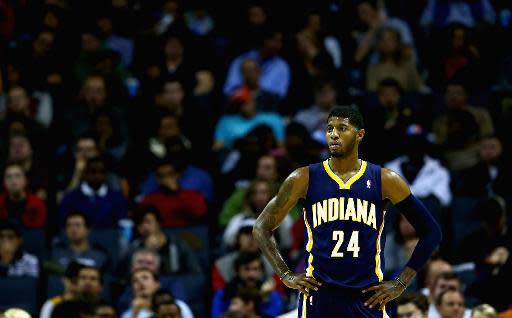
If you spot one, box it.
[362,280,406,310]
[282,272,322,295]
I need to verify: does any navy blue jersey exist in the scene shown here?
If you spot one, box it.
[302,159,386,290]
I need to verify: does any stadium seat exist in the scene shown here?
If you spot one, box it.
[0,277,39,316]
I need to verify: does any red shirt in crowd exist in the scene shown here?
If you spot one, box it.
[0,192,47,228]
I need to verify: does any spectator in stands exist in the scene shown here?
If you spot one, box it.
[140,157,207,227]
[420,0,496,29]
[152,289,182,318]
[226,58,280,113]
[57,134,125,200]
[0,221,38,278]
[40,261,84,318]
[219,154,289,226]
[226,287,268,318]
[138,136,214,204]
[385,124,452,215]
[435,289,466,318]
[4,132,48,200]
[51,265,103,318]
[0,163,46,228]
[354,0,417,64]
[229,3,268,54]
[433,79,494,171]
[384,214,420,279]
[119,269,194,318]
[63,74,127,142]
[420,256,453,296]
[285,26,335,110]
[362,78,415,164]
[471,304,498,318]
[124,205,201,275]
[59,156,128,228]
[213,91,285,152]
[93,302,118,318]
[365,27,424,93]
[212,219,277,292]
[396,292,429,318]
[222,179,292,251]
[91,107,128,165]
[0,85,53,128]
[426,23,481,90]
[428,272,471,318]
[51,211,109,271]
[293,80,340,140]
[211,252,283,318]
[224,27,290,99]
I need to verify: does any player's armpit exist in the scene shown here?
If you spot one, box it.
[380,168,411,204]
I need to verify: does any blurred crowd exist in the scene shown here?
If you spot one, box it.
[0,0,511,317]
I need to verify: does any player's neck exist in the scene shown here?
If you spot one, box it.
[329,152,360,173]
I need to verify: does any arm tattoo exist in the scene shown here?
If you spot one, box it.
[253,175,297,277]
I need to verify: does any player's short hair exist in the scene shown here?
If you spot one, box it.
[396,292,429,313]
[327,105,365,129]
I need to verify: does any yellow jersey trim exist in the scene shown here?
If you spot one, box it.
[374,210,386,281]
[304,208,315,277]
[322,160,367,190]
[302,294,307,318]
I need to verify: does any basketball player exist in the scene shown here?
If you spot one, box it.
[253,106,442,317]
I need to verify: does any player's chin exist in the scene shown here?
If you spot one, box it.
[329,150,345,158]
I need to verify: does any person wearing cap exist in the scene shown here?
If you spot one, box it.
[39,261,85,318]
[0,221,38,278]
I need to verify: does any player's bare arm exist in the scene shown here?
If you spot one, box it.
[364,167,442,310]
[253,167,321,295]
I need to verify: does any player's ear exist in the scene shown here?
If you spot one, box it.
[357,128,365,141]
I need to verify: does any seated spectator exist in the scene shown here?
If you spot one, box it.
[59,156,128,229]
[91,107,128,165]
[123,205,201,275]
[51,211,109,272]
[419,0,496,29]
[362,79,415,164]
[62,74,127,142]
[138,136,214,204]
[428,272,471,318]
[212,219,277,292]
[56,134,125,201]
[384,214,420,280]
[354,0,417,64]
[420,256,453,297]
[40,261,84,318]
[0,221,38,278]
[385,124,452,213]
[471,304,498,318]
[396,292,429,318]
[435,289,467,318]
[222,179,292,251]
[432,79,494,171]
[213,92,285,152]
[3,133,48,200]
[365,27,424,93]
[219,155,296,226]
[140,157,207,227]
[0,84,53,128]
[152,289,183,318]
[119,269,194,318]
[223,28,290,99]
[0,163,46,228]
[51,265,103,318]
[226,287,269,318]
[227,58,281,113]
[292,80,340,140]
[211,252,283,318]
